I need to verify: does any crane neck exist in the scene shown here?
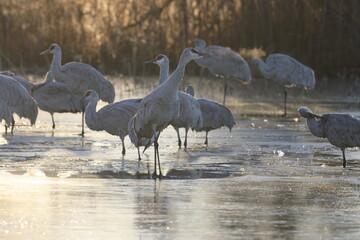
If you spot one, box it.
[50,50,62,73]
[158,64,170,85]
[306,117,325,138]
[84,96,102,131]
[254,58,272,78]
[162,54,191,95]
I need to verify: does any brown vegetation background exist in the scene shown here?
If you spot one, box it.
[0,0,359,81]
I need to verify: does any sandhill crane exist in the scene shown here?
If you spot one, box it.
[40,43,115,136]
[298,107,360,168]
[129,48,204,178]
[0,74,38,134]
[31,72,83,129]
[252,54,315,116]
[193,38,252,105]
[145,54,203,148]
[83,90,143,159]
[0,71,33,92]
[187,86,235,145]
[3,71,83,130]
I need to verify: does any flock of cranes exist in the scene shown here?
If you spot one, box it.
[0,39,358,176]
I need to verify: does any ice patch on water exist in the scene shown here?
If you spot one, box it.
[273,150,285,157]
[24,169,46,177]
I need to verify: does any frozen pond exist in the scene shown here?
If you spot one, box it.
[1,76,360,239]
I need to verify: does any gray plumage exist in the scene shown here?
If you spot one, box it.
[194,38,252,82]
[189,86,235,145]
[0,74,38,134]
[41,43,115,135]
[252,54,315,89]
[41,44,115,103]
[31,72,83,129]
[83,90,142,158]
[298,107,360,168]
[0,99,12,129]
[129,48,204,178]
[0,71,33,93]
[3,71,83,130]
[145,53,203,148]
[252,54,316,115]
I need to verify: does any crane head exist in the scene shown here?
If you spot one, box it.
[145,54,168,66]
[81,90,98,109]
[298,107,322,119]
[40,43,61,55]
[189,48,209,58]
[185,85,195,97]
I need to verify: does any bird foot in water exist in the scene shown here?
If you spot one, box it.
[152,172,163,179]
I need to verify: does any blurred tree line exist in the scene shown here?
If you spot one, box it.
[0,0,359,79]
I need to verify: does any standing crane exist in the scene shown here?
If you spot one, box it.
[186,86,235,145]
[252,54,315,116]
[2,71,83,130]
[83,90,143,159]
[145,54,203,148]
[298,107,360,168]
[40,43,115,136]
[193,38,252,105]
[31,72,83,129]
[128,48,204,178]
[0,74,38,134]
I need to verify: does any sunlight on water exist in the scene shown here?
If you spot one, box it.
[0,135,8,145]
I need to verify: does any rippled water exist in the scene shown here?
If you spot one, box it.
[1,76,360,239]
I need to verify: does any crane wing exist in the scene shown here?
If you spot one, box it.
[32,82,82,113]
[266,54,315,89]
[196,99,235,131]
[196,46,251,81]
[0,75,38,124]
[0,99,12,126]
[97,98,141,136]
[58,62,115,103]
[323,114,360,148]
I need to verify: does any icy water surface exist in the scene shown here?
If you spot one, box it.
[1,77,360,239]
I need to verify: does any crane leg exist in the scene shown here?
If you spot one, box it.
[51,113,56,129]
[223,79,227,105]
[5,125,7,135]
[176,128,182,148]
[152,132,163,179]
[121,140,126,156]
[137,147,141,161]
[80,111,85,137]
[341,148,347,168]
[284,88,287,116]
[205,131,209,145]
[11,117,15,135]
[184,128,188,149]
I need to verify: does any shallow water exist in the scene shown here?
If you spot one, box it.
[1,77,360,239]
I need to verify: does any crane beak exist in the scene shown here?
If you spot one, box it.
[197,51,210,57]
[145,59,156,64]
[40,49,50,55]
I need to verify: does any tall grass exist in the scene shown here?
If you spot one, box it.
[0,0,359,80]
